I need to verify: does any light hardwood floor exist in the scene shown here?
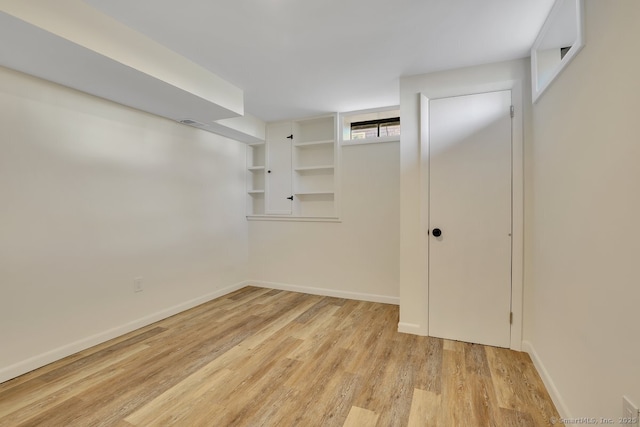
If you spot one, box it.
[0,287,562,426]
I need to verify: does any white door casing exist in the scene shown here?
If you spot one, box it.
[428,90,513,348]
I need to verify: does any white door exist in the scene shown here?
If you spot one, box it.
[266,122,292,215]
[428,90,512,348]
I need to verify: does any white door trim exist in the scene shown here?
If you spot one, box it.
[419,80,524,351]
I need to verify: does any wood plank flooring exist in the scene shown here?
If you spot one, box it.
[0,287,562,426]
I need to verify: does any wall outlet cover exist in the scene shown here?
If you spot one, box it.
[133,277,143,293]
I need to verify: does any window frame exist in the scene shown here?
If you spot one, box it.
[350,117,400,140]
[340,106,400,146]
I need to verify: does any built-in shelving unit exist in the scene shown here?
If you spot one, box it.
[292,115,337,219]
[247,114,339,220]
[246,141,266,215]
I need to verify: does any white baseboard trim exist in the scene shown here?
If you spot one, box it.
[397,322,428,336]
[248,280,399,305]
[522,340,572,420]
[0,281,248,384]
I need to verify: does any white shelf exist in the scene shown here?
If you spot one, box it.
[248,141,266,146]
[247,215,341,223]
[248,166,265,172]
[294,191,335,196]
[294,139,334,148]
[294,165,334,172]
[247,190,265,195]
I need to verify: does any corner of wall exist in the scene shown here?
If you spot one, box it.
[522,340,572,420]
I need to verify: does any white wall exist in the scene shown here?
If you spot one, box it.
[528,0,640,419]
[0,66,248,382]
[249,141,400,303]
[398,59,532,336]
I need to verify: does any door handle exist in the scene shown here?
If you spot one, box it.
[431,228,442,237]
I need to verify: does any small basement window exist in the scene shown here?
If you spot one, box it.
[341,107,400,145]
[351,117,400,140]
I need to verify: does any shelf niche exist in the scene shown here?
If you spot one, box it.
[247,114,339,220]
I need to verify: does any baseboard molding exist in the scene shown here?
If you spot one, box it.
[0,281,248,384]
[248,280,399,305]
[397,322,428,336]
[522,340,572,420]
[1,280,397,383]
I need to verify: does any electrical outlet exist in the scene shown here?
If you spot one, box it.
[623,396,639,427]
[133,277,143,293]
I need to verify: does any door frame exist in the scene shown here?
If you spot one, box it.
[419,82,524,351]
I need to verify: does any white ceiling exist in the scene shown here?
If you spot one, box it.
[85,0,555,122]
